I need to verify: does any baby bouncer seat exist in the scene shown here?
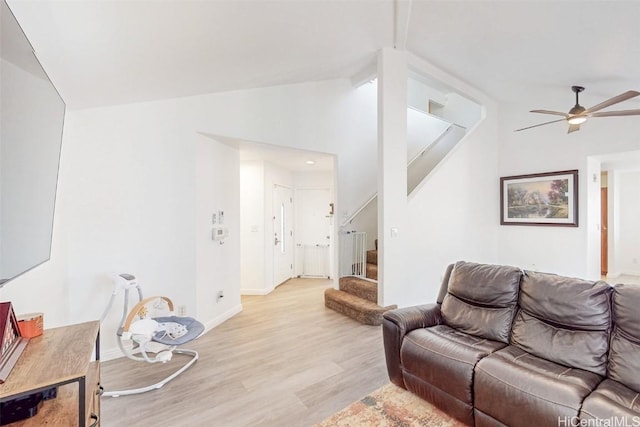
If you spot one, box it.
[100,273,204,397]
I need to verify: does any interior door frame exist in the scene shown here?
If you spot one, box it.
[272,184,293,287]
[600,186,608,276]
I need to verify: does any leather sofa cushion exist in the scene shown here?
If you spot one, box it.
[613,284,640,338]
[475,346,603,427]
[474,408,510,427]
[579,379,640,422]
[511,311,610,376]
[441,295,517,344]
[608,330,640,393]
[401,325,506,407]
[447,261,521,306]
[511,271,612,375]
[607,284,640,392]
[519,271,612,330]
[441,261,522,343]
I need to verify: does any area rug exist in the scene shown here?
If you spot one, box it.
[314,383,467,427]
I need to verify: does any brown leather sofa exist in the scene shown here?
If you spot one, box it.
[383,261,640,426]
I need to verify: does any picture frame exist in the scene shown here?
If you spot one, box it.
[500,169,578,227]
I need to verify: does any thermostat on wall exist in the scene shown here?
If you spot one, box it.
[212,226,229,241]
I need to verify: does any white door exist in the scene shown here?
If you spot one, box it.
[273,185,293,287]
[295,188,332,277]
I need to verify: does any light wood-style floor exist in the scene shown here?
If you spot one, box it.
[100,278,389,426]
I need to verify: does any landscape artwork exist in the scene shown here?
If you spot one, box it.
[500,170,578,226]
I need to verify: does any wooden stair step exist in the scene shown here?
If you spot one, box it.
[324,288,397,326]
[339,276,378,304]
[366,263,377,281]
[366,250,377,265]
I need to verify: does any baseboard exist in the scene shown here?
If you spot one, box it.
[100,303,243,361]
[102,347,126,361]
[202,303,243,333]
[241,288,272,295]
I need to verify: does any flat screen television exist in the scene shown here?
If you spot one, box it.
[0,0,65,287]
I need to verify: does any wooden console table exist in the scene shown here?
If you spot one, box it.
[0,321,101,426]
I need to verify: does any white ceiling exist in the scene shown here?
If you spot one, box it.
[7,0,392,110]
[8,0,640,111]
[5,0,640,166]
[202,133,335,172]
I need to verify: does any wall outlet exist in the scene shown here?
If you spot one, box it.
[633,258,638,264]
[177,305,187,316]
[216,290,224,302]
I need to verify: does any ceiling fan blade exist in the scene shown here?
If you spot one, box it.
[567,123,581,133]
[514,118,566,132]
[584,90,640,114]
[530,110,569,118]
[590,109,640,117]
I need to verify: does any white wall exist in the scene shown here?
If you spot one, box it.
[441,92,482,130]
[190,79,378,225]
[240,161,266,293]
[406,108,450,161]
[406,75,482,129]
[3,10,635,356]
[239,160,294,294]
[404,117,499,305]
[0,93,244,358]
[377,48,409,307]
[0,62,524,354]
[407,76,447,113]
[377,53,499,307]
[498,102,640,279]
[5,78,377,354]
[196,134,242,330]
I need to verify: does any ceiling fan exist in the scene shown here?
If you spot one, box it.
[515,86,640,133]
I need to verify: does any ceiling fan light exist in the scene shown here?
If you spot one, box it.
[567,116,587,125]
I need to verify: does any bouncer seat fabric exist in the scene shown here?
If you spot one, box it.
[153,316,204,346]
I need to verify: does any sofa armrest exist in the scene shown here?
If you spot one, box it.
[382,304,443,388]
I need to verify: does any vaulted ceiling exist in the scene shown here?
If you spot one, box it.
[7,0,640,114]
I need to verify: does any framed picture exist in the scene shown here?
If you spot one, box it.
[500,169,578,226]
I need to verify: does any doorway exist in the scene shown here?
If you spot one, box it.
[273,184,293,287]
[589,151,640,280]
[600,184,608,276]
[295,188,332,277]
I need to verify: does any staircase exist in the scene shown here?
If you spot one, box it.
[324,247,397,326]
[325,107,470,326]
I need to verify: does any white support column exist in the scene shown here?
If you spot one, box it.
[377,48,408,307]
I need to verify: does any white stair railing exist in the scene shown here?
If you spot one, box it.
[339,231,367,278]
